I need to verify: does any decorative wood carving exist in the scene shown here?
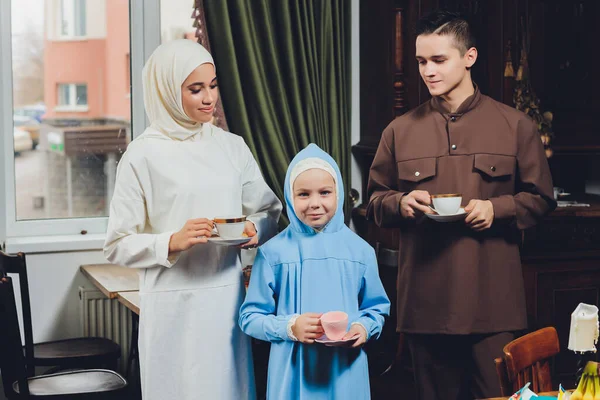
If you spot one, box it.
[394,8,408,117]
[503,39,516,106]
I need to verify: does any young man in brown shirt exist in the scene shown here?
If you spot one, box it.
[367,10,556,400]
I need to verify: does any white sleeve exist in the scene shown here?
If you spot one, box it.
[103,153,180,269]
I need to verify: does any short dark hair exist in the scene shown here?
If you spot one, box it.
[416,10,476,54]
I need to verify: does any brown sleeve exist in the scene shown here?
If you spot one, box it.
[489,117,556,229]
[366,126,406,228]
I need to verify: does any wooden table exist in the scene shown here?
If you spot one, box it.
[117,291,140,315]
[482,390,559,399]
[80,264,139,299]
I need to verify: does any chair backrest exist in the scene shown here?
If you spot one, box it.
[502,326,560,393]
[0,276,31,397]
[0,251,35,377]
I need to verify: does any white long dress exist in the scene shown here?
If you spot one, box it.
[104,123,282,400]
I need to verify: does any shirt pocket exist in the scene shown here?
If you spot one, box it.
[396,157,437,191]
[473,154,516,198]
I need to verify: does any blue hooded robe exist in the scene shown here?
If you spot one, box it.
[239,144,390,399]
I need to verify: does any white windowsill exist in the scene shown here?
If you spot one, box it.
[53,36,89,42]
[54,105,89,113]
[5,233,106,254]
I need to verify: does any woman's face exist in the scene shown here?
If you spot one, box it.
[181,63,219,124]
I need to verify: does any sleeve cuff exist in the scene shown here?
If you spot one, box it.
[156,231,180,268]
[489,195,516,220]
[369,192,406,227]
[287,314,300,341]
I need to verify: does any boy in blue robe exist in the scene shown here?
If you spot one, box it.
[240,144,390,399]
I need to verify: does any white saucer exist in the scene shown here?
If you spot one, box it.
[207,236,252,246]
[315,334,360,346]
[425,208,468,222]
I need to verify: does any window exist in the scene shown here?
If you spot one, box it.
[57,83,88,110]
[1,0,161,243]
[60,0,86,38]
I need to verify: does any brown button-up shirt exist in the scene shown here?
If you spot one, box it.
[367,87,556,334]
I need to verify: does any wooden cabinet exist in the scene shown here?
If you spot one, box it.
[521,199,600,387]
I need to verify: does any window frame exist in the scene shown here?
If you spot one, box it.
[0,0,160,246]
[58,0,87,38]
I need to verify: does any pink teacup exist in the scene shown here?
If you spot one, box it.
[320,311,348,340]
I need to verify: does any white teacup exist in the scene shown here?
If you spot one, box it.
[213,216,246,239]
[431,194,462,215]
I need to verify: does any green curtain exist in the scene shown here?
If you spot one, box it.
[204,0,351,226]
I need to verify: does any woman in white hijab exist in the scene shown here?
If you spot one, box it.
[104,39,282,400]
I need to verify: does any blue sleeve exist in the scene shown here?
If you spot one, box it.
[239,249,296,342]
[353,249,391,341]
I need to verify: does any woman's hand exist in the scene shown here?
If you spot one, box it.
[240,221,259,249]
[168,218,214,254]
[342,324,368,348]
[292,313,324,344]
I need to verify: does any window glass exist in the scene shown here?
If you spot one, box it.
[11,0,132,220]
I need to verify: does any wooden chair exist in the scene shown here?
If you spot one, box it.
[0,251,121,376]
[0,275,128,399]
[495,326,560,395]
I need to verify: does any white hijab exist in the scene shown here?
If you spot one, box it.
[142,39,215,140]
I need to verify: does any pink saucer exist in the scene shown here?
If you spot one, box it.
[314,333,360,346]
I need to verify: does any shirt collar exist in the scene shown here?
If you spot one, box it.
[430,83,482,118]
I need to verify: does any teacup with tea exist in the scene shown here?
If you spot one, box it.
[430,194,462,216]
[320,311,349,340]
[213,216,247,239]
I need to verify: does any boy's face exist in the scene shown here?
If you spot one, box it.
[293,169,337,230]
[415,33,477,98]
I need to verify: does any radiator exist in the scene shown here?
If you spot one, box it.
[78,287,132,373]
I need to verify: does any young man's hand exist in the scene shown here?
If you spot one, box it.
[292,313,324,344]
[400,190,434,219]
[464,199,494,231]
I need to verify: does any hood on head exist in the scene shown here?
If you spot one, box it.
[284,143,345,234]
